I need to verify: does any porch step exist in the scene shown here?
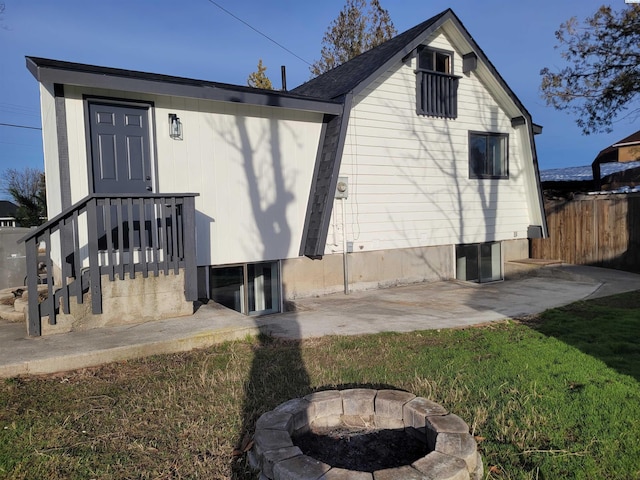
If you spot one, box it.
[0,303,24,323]
[0,287,19,303]
[0,288,23,323]
[0,285,49,324]
[13,296,27,314]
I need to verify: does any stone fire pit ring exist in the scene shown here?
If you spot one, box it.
[249,388,483,480]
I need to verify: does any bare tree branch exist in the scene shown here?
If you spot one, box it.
[540,5,640,134]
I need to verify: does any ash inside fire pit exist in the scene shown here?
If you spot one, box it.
[293,425,428,472]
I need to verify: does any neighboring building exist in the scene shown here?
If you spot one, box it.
[22,8,547,336]
[592,130,640,190]
[541,160,640,196]
[540,130,640,195]
[0,201,18,227]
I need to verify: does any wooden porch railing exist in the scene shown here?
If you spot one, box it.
[416,70,460,119]
[20,193,198,336]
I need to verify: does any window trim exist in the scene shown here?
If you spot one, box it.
[417,46,455,74]
[468,131,509,179]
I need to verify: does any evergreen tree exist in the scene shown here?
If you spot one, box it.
[311,0,396,77]
[247,59,273,90]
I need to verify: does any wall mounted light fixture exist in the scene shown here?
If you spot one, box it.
[169,113,182,139]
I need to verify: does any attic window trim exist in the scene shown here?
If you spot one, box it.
[417,45,455,75]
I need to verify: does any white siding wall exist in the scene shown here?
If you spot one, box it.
[39,83,63,267]
[60,86,323,267]
[39,83,62,220]
[326,32,534,255]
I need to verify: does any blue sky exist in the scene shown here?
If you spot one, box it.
[0,0,637,200]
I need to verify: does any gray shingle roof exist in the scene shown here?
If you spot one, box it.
[0,200,18,218]
[292,10,449,100]
[26,57,342,116]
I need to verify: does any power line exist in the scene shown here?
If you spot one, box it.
[0,141,41,147]
[0,122,41,131]
[0,102,39,111]
[0,109,39,118]
[204,0,312,67]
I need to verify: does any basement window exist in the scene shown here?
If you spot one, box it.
[209,261,281,315]
[456,242,502,283]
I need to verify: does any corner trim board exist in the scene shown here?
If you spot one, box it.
[300,94,353,258]
[53,84,72,210]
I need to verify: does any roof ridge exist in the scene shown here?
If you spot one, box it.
[291,9,450,99]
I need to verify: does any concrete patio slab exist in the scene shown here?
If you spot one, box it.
[1,264,639,378]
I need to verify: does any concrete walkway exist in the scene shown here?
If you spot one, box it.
[1,264,639,378]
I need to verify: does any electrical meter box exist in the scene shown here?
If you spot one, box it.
[335,176,348,199]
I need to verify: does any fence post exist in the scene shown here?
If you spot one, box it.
[593,197,599,264]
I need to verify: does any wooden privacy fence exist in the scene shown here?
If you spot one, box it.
[531,193,640,271]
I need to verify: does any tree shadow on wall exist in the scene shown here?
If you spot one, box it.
[228,115,311,479]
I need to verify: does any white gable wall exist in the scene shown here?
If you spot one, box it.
[326,31,535,256]
[50,86,323,267]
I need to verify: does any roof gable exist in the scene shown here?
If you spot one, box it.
[296,9,548,253]
[291,8,532,121]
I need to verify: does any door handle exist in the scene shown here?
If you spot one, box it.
[146,186,152,191]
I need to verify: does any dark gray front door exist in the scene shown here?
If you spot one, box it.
[88,102,152,194]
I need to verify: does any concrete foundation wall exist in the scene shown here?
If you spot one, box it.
[282,245,452,300]
[41,269,193,335]
[502,238,529,262]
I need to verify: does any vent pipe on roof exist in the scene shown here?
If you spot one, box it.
[281,66,287,92]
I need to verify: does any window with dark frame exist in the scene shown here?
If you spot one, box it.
[416,47,459,119]
[455,242,502,283]
[419,49,451,74]
[468,131,508,179]
[209,261,281,315]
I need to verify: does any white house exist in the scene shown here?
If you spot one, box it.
[0,201,18,227]
[22,9,546,336]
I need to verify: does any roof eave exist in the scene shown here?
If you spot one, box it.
[26,57,343,116]
[612,140,640,148]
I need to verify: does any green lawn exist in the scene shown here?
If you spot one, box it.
[1,291,639,479]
